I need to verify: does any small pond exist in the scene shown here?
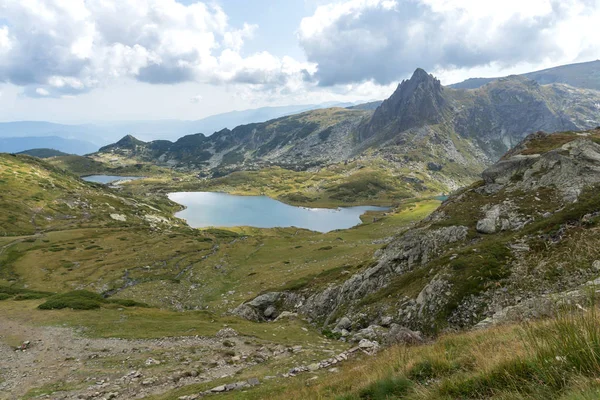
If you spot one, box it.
[82,175,144,184]
[168,192,389,233]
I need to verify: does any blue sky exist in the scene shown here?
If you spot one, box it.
[0,0,598,123]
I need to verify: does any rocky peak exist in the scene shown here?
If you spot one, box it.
[360,68,446,141]
[114,135,146,148]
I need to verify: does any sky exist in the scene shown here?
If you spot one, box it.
[0,0,599,124]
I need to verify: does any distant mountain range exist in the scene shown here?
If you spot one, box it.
[450,59,600,90]
[0,136,98,155]
[0,102,366,150]
[95,68,600,196]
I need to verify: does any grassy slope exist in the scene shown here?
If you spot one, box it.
[47,154,175,177]
[175,307,600,400]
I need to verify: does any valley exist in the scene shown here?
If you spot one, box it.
[4,68,600,400]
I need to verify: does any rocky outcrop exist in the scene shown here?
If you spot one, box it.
[476,202,530,234]
[482,135,600,202]
[360,68,446,141]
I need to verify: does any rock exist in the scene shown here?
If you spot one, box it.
[593,260,600,272]
[210,385,226,393]
[354,325,383,341]
[358,339,378,349]
[291,345,303,353]
[274,311,297,321]
[385,324,424,345]
[307,363,320,372]
[215,327,238,338]
[247,377,260,386]
[231,304,261,321]
[476,205,501,234]
[427,162,443,171]
[263,305,276,318]
[145,357,160,366]
[109,214,127,222]
[380,316,393,327]
[334,317,352,331]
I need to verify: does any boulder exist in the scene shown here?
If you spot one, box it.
[385,324,424,345]
[334,317,352,331]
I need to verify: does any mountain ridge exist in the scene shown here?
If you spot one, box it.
[450,59,600,90]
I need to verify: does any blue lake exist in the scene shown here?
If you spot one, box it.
[168,192,389,233]
[82,175,143,184]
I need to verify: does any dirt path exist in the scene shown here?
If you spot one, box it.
[0,316,272,400]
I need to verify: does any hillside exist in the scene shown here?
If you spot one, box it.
[0,153,181,236]
[16,148,70,158]
[234,128,600,336]
[450,59,600,90]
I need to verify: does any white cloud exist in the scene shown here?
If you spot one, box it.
[298,0,600,86]
[35,88,50,96]
[190,94,203,103]
[0,0,311,97]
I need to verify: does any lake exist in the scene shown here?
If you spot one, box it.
[82,175,143,184]
[168,192,389,233]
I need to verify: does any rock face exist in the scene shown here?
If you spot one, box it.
[235,129,600,337]
[482,134,600,202]
[360,68,446,141]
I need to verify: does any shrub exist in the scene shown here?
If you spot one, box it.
[38,290,104,310]
[14,292,49,300]
[0,293,12,301]
[38,290,149,310]
[358,376,412,399]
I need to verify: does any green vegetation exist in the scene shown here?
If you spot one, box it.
[164,306,600,400]
[37,290,147,310]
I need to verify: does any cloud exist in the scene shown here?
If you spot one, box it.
[0,0,311,97]
[298,0,600,86]
[190,94,203,103]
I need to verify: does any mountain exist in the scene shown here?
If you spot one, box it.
[450,59,600,90]
[0,136,99,155]
[0,103,368,146]
[234,128,600,334]
[95,69,600,195]
[17,148,70,158]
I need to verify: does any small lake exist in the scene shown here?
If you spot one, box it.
[168,192,389,233]
[82,175,143,184]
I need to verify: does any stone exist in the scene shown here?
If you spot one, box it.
[215,328,238,338]
[335,317,352,331]
[385,324,424,345]
[274,311,298,321]
[307,363,320,372]
[210,385,226,393]
[247,377,260,386]
[263,305,276,318]
[358,339,378,349]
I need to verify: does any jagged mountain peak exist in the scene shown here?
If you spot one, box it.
[359,68,445,141]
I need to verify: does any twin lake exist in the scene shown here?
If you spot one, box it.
[83,175,388,233]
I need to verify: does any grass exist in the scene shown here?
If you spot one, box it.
[153,305,600,400]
